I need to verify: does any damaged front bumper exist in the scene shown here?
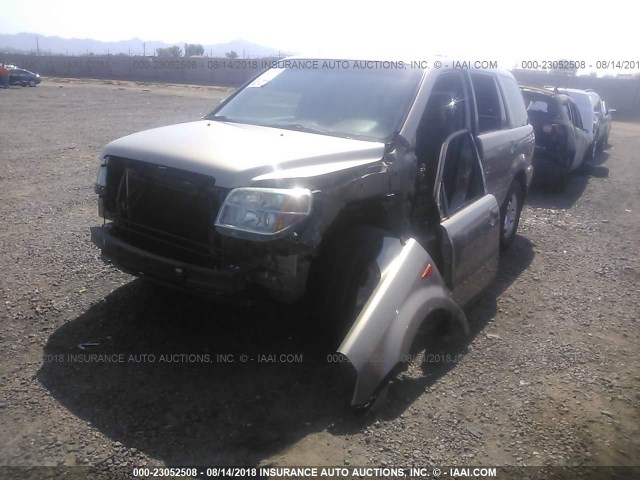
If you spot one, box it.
[91,225,248,295]
[338,237,467,407]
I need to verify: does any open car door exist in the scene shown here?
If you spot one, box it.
[435,129,500,305]
[338,130,501,407]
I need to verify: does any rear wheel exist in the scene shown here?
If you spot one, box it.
[500,181,524,251]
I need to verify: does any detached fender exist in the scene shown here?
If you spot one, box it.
[337,237,467,406]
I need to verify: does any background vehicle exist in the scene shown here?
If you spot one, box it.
[594,96,615,152]
[91,59,534,406]
[521,85,590,190]
[9,68,41,87]
[550,87,604,160]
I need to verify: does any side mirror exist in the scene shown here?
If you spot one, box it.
[608,108,617,115]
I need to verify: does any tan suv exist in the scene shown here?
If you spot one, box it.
[92,57,534,406]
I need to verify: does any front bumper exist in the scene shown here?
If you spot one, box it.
[90,225,247,295]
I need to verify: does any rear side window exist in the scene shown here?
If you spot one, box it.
[470,73,505,133]
[561,103,572,122]
[499,76,529,127]
[568,102,583,129]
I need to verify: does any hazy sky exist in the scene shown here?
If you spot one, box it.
[0,0,635,64]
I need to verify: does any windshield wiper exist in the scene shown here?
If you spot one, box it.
[276,123,337,136]
[207,115,234,122]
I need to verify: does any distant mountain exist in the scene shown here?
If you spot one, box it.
[0,32,287,57]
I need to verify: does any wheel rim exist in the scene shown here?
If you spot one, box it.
[503,192,519,239]
[29,80,35,87]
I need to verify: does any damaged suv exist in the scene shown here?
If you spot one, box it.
[91,58,534,406]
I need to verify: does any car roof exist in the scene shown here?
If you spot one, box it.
[554,87,593,98]
[520,84,572,102]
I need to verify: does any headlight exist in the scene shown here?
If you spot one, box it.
[94,156,109,195]
[215,187,312,240]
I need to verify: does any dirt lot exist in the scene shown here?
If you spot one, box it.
[0,79,638,476]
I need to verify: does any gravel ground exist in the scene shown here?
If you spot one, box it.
[0,79,638,477]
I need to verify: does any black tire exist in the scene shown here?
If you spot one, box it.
[500,181,524,251]
[596,137,604,153]
[28,80,36,87]
[555,170,568,192]
[585,142,596,163]
[309,226,386,347]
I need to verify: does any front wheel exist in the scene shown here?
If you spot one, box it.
[28,80,36,87]
[310,226,385,347]
[500,182,524,251]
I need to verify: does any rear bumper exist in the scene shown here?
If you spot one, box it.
[90,225,247,295]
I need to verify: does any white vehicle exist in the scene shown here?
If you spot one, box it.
[549,88,606,160]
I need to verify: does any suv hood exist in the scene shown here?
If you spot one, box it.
[102,120,386,188]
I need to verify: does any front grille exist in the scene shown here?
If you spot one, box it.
[103,157,228,264]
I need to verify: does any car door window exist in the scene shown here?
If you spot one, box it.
[415,72,469,165]
[594,98,602,113]
[437,131,485,216]
[412,73,470,224]
[470,72,505,133]
[562,103,572,123]
[569,102,583,129]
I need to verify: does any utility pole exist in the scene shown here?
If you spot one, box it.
[36,35,40,56]
[143,42,146,57]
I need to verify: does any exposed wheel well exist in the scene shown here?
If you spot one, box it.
[512,170,527,200]
[317,199,392,255]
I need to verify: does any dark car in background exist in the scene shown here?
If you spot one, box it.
[521,85,589,190]
[9,68,41,87]
[551,88,615,157]
[590,92,615,152]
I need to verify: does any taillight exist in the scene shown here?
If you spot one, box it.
[542,124,561,135]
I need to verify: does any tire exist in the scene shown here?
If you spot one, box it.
[500,181,524,251]
[555,170,568,192]
[28,80,36,87]
[310,226,385,347]
[585,142,596,163]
